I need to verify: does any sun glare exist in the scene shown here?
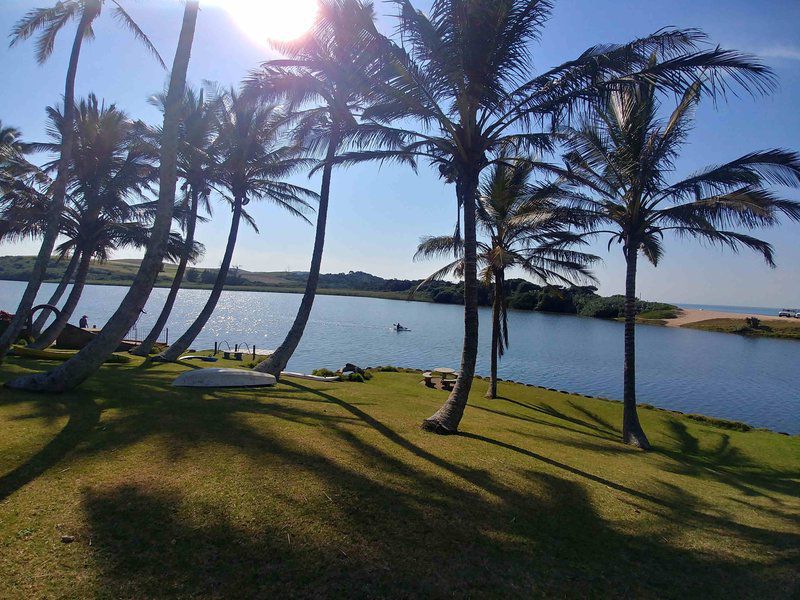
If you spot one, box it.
[218,0,318,43]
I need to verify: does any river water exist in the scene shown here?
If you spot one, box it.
[1,280,798,434]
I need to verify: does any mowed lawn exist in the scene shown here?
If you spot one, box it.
[0,355,798,598]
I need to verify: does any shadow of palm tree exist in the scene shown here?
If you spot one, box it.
[659,418,800,500]
[0,396,100,502]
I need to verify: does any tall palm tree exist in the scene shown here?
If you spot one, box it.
[0,123,62,335]
[415,159,598,399]
[7,1,199,392]
[559,79,800,449]
[157,89,317,362]
[245,0,384,378]
[341,0,777,434]
[130,87,218,356]
[28,95,158,349]
[0,0,163,361]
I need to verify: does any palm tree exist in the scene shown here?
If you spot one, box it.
[0,123,63,335]
[0,0,164,361]
[130,87,218,356]
[245,0,384,378]
[341,0,777,434]
[415,159,598,399]
[7,1,199,392]
[27,95,158,349]
[559,79,800,449]
[157,88,317,362]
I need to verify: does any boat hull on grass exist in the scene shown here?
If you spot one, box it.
[172,368,276,388]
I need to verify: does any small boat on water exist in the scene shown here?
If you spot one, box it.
[392,325,411,332]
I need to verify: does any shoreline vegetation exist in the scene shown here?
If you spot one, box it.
[2,255,798,340]
[1,353,797,597]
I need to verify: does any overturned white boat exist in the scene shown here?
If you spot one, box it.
[172,368,276,388]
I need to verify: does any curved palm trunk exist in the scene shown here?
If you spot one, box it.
[130,189,200,356]
[622,248,651,449]
[30,250,93,349]
[0,7,95,362]
[6,2,200,392]
[158,197,242,362]
[422,173,480,433]
[31,251,81,335]
[254,132,340,377]
[486,269,502,399]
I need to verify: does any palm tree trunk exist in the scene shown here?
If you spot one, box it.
[29,250,93,349]
[0,6,96,362]
[486,269,502,399]
[5,1,200,392]
[422,172,480,433]
[622,247,650,449]
[158,197,242,362]
[254,131,340,377]
[31,251,81,335]
[130,188,200,357]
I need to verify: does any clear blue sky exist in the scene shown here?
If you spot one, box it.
[1,0,798,306]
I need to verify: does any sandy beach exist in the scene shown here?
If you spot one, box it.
[667,308,786,327]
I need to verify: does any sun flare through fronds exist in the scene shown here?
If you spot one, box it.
[213,0,319,43]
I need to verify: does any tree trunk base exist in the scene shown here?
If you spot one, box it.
[5,370,67,393]
[252,356,282,377]
[420,417,457,435]
[622,427,651,450]
[128,344,151,357]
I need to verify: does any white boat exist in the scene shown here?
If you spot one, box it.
[172,368,276,388]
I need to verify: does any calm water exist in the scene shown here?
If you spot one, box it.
[678,302,790,316]
[2,280,798,434]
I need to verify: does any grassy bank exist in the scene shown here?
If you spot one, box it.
[682,318,800,340]
[1,355,797,598]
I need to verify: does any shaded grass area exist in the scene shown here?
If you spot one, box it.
[0,356,798,598]
[682,318,800,340]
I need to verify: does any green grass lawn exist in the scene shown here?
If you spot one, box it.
[0,355,797,598]
[682,318,800,340]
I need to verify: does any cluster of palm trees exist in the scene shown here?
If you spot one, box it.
[1,0,799,451]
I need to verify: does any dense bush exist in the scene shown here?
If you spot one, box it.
[312,368,337,377]
[579,296,626,318]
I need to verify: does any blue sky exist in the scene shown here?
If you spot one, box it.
[0,0,798,306]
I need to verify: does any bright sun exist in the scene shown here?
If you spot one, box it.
[217,0,319,43]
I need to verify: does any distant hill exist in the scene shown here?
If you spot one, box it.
[0,256,427,301]
[0,254,677,319]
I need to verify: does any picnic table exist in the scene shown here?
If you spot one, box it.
[433,367,457,379]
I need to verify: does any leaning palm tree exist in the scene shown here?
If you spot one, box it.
[157,89,317,362]
[245,0,384,378]
[341,0,778,434]
[7,1,199,392]
[559,79,800,449]
[415,159,598,399]
[130,87,218,356]
[28,95,158,349]
[0,0,164,361]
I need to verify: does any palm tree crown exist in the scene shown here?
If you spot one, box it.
[10,0,164,67]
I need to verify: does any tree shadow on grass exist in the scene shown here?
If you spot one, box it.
[80,424,799,598]
[657,418,800,500]
[3,366,798,596]
[0,396,100,502]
